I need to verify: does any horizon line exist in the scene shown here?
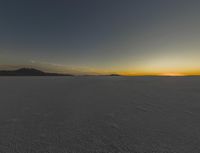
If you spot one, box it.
[1,67,200,77]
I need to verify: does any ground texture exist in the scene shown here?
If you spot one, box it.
[0,77,200,153]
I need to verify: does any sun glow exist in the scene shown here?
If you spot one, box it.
[160,73,186,77]
[117,70,192,76]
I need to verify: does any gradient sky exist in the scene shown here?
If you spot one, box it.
[1,0,200,75]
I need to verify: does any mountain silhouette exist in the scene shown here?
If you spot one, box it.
[0,68,73,76]
[109,74,121,76]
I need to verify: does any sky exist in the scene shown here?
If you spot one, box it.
[0,0,200,75]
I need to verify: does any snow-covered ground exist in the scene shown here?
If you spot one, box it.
[0,76,200,153]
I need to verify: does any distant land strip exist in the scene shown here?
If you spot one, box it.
[0,68,73,76]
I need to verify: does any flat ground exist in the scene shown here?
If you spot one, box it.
[0,77,200,153]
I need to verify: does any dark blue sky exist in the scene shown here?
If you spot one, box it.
[1,0,200,75]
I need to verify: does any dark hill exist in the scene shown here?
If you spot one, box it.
[109,74,121,76]
[0,68,73,76]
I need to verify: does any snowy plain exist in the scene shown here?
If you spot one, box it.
[0,76,200,153]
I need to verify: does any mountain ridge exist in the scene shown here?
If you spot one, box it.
[0,68,73,76]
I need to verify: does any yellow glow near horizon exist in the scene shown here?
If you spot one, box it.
[113,51,200,76]
[160,73,186,76]
[116,69,200,76]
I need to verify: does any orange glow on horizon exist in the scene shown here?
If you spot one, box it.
[117,70,200,76]
[159,73,186,76]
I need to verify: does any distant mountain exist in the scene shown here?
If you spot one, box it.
[109,74,121,76]
[0,68,73,76]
